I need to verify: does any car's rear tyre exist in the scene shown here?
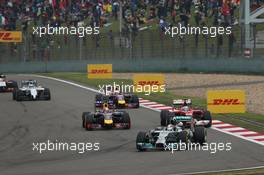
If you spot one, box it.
[160,110,171,126]
[16,90,22,101]
[44,88,51,100]
[131,95,139,108]
[82,112,91,128]
[178,131,188,143]
[122,112,131,129]
[194,126,207,144]
[84,113,94,131]
[12,82,18,89]
[136,132,147,151]
[12,89,17,100]
[203,111,212,128]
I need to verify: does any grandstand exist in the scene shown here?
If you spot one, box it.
[0,0,263,62]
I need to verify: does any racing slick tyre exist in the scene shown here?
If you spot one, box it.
[160,110,171,126]
[203,111,212,128]
[194,126,207,145]
[11,81,18,89]
[82,112,91,128]
[84,113,94,131]
[136,132,147,151]
[122,112,131,129]
[44,88,51,100]
[16,90,23,101]
[178,131,189,148]
[12,89,17,100]
[131,95,140,108]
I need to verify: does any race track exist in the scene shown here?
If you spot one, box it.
[0,75,264,175]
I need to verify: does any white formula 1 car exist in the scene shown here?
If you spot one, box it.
[13,80,51,101]
[0,74,18,92]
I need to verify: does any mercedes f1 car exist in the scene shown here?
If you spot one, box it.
[0,74,18,92]
[13,80,51,101]
[160,99,212,128]
[136,116,207,151]
[82,104,131,130]
[95,93,139,109]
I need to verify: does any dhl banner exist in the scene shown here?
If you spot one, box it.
[87,64,112,79]
[207,90,246,113]
[0,31,22,42]
[133,74,165,93]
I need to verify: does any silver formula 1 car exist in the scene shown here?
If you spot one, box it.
[136,115,207,151]
[13,80,51,101]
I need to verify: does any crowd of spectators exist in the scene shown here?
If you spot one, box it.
[0,0,264,60]
[0,0,264,33]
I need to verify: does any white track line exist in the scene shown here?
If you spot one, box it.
[170,165,264,175]
[221,127,244,131]
[140,102,158,105]
[145,104,165,108]
[20,74,264,147]
[156,106,173,110]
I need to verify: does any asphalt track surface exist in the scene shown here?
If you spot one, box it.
[0,75,263,175]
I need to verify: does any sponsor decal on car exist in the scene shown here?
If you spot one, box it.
[87,64,112,79]
[0,31,22,42]
[207,90,246,113]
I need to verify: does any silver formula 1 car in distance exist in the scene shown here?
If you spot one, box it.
[13,80,51,101]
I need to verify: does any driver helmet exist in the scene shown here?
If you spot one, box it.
[182,106,189,112]
[103,103,109,111]
[167,124,174,131]
[0,74,6,79]
[177,122,183,127]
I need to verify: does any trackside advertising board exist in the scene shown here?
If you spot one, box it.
[133,74,165,94]
[87,64,112,79]
[207,90,246,113]
[0,31,22,42]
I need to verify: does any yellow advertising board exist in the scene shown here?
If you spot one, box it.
[207,90,246,113]
[87,64,112,79]
[133,74,165,94]
[0,31,22,42]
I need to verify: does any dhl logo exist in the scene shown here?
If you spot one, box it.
[208,99,244,105]
[0,31,22,42]
[138,81,160,86]
[90,69,109,74]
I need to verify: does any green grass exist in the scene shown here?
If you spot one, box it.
[41,72,264,133]
[196,168,264,175]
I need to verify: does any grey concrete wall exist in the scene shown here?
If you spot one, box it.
[0,58,264,74]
